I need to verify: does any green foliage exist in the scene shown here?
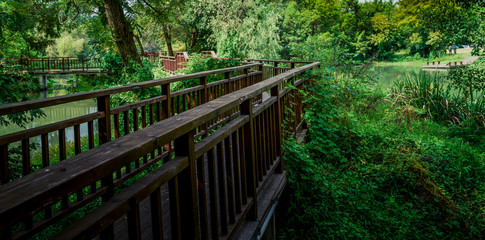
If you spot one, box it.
[0,0,60,58]
[289,32,344,66]
[388,70,485,141]
[448,60,485,103]
[280,69,485,239]
[172,54,240,91]
[0,67,45,128]
[46,31,87,57]
[207,0,282,59]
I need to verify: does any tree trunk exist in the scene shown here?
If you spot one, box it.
[134,35,146,57]
[163,24,174,56]
[103,0,140,65]
[189,28,199,51]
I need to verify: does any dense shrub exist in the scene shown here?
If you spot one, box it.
[280,69,485,239]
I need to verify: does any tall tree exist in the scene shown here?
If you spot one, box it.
[135,0,187,56]
[103,0,140,64]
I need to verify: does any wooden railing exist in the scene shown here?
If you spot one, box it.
[0,63,263,185]
[160,52,189,73]
[1,57,102,72]
[0,60,319,239]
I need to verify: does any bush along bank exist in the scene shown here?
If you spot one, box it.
[279,69,485,239]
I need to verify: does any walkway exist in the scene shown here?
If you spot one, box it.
[422,56,482,71]
[0,57,319,240]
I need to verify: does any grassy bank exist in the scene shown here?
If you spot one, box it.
[279,69,485,239]
[376,48,474,68]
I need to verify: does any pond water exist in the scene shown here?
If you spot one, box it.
[0,78,98,146]
[374,64,447,89]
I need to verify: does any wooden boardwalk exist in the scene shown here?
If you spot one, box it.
[422,56,482,71]
[0,57,318,240]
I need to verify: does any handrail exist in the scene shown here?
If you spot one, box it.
[1,57,102,72]
[0,61,319,240]
[0,63,262,115]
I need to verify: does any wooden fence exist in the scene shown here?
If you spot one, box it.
[1,57,102,72]
[160,52,189,73]
[0,59,319,239]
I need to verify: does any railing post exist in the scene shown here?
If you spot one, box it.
[97,95,111,145]
[240,99,257,220]
[290,62,295,69]
[162,83,171,119]
[244,67,249,89]
[273,62,278,77]
[225,72,231,93]
[96,94,114,239]
[171,129,201,240]
[200,77,208,137]
[271,86,283,173]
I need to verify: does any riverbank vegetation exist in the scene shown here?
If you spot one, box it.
[280,61,485,239]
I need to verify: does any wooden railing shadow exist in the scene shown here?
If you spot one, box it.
[0,59,319,240]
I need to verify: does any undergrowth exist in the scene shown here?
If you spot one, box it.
[279,69,485,239]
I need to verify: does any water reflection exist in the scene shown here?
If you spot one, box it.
[0,88,99,147]
[374,65,446,88]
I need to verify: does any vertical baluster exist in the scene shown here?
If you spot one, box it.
[21,139,30,177]
[177,96,182,114]
[207,148,219,240]
[232,132,242,213]
[127,199,141,240]
[59,128,69,209]
[273,62,278,77]
[217,142,228,234]
[124,110,130,136]
[123,110,132,173]
[257,115,264,179]
[238,128,247,205]
[170,129,200,240]
[225,72,231,95]
[171,97,176,116]
[200,77,208,138]
[150,188,164,240]
[241,99,257,220]
[269,105,276,164]
[133,108,139,132]
[134,109,140,170]
[182,94,187,112]
[162,84,171,159]
[41,134,49,168]
[100,175,115,240]
[74,125,84,200]
[97,96,111,144]
[243,68,249,89]
[149,104,155,159]
[142,106,148,164]
[224,137,236,224]
[114,113,120,139]
[113,113,122,179]
[169,176,181,240]
[20,138,32,230]
[88,121,96,193]
[264,109,271,170]
[197,155,209,240]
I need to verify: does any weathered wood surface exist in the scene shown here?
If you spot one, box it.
[0,62,263,185]
[0,61,319,239]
